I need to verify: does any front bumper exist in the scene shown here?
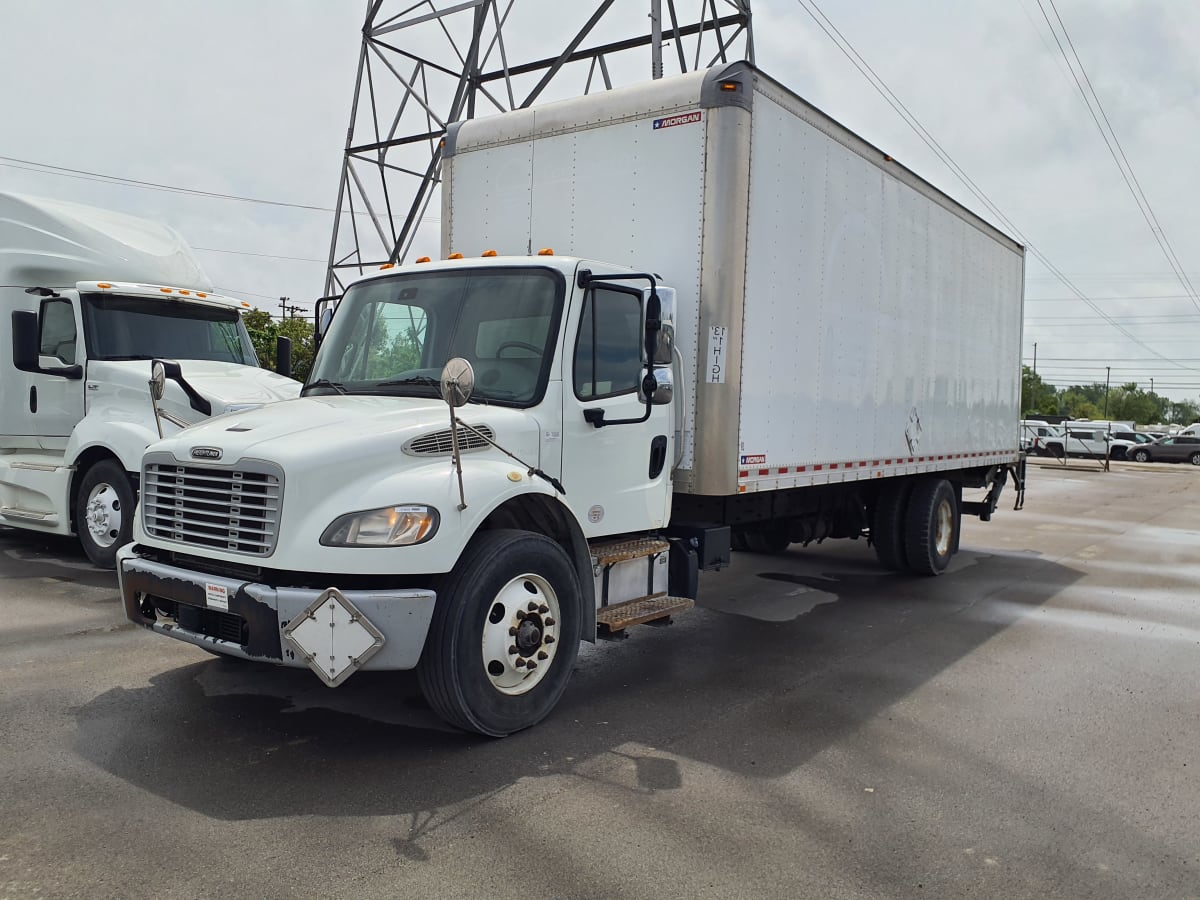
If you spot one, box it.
[118,544,437,681]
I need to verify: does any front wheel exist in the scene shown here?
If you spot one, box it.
[74,459,135,569]
[418,530,583,736]
[1190,452,1200,466]
[1132,449,1150,463]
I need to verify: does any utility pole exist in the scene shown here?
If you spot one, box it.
[1032,342,1037,375]
[1103,366,1111,418]
[1150,377,1154,395]
[277,296,303,320]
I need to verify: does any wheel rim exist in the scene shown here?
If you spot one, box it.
[1192,454,1200,466]
[933,498,954,557]
[481,573,561,696]
[84,482,123,548]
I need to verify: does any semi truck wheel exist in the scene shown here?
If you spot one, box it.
[872,479,913,571]
[74,459,135,569]
[418,529,582,736]
[903,478,958,575]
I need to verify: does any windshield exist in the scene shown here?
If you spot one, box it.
[81,294,257,365]
[307,267,564,406]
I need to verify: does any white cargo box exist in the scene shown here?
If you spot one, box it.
[442,63,1024,497]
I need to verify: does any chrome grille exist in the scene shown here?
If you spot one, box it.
[404,424,494,456]
[142,456,283,556]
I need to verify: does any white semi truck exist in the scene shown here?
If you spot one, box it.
[1,193,300,567]
[119,64,1025,735]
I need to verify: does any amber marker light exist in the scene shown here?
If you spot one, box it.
[447,253,464,260]
[482,249,497,257]
[537,248,554,256]
[97,282,112,289]
[719,81,740,92]
[380,262,395,269]
[159,288,173,294]
[416,256,431,264]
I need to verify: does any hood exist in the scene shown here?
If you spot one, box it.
[149,395,542,473]
[86,359,300,424]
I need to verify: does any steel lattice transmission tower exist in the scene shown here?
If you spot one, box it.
[325,0,753,293]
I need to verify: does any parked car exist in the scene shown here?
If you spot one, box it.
[1106,430,1156,460]
[1128,436,1200,465]
[1042,427,1110,460]
[1020,420,1063,455]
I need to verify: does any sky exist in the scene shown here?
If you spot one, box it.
[3,1,1200,400]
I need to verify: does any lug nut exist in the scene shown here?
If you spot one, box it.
[516,610,526,620]
[544,617,555,626]
[526,661,538,670]
[537,651,548,660]
[544,635,555,644]
[508,645,518,655]
[527,602,539,611]
[538,604,549,614]
[515,658,526,668]
[509,626,519,636]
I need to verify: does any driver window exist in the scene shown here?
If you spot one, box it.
[573,287,642,400]
[40,299,77,364]
[364,302,427,378]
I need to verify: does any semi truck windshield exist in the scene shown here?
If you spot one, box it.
[82,294,257,365]
[307,267,564,406]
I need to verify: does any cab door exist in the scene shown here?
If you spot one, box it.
[28,297,86,447]
[558,282,673,538]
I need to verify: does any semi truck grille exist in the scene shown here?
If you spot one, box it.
[141,456,284,556]
[404,424,494,456]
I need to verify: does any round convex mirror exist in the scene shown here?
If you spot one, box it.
[440,358,475,408]
[149,360,166,402]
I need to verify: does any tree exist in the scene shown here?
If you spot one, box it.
[1021,366,1058,416]
[242,307,316,382]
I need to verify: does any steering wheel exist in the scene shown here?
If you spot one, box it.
[496,341,543,358]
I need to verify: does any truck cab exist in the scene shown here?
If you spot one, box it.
[1,193,299,565]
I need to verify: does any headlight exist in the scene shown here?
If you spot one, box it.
[320,505,439,547]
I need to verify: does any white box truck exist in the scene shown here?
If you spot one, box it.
[118,64,1025,735]
[1,193,300,567]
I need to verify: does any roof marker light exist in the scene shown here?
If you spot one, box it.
[537,248,554,256]
[97,282,112,289]
[416,256,431,264]
[196,292,207,298]
[159,288,173,294]
[719,81,740,92]
[179,289,191,295]
[447,253,464,260]
[482,249,497,257]
[380,262,395,270]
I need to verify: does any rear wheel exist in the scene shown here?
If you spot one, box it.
[903,478,958,576]
[74,459,135,569]
[1190,452,1200,466]
[872,479,914,571]
[418,530,582,736]
[1132,449,1150,463]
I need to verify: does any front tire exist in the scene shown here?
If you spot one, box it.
[903,478,958,575]
[1190,452,1200,466]
[74,459,135,569]
[1132,449,1150,463]
[418,530,583,736]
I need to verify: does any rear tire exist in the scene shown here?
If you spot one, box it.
[903,478,958,576]
[1190,452,1200,466]
[418,530,582,736]
[872,479,913,571]
[74,459,135,569]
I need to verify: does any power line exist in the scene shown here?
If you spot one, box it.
[792,0,1200,371]
[0,155,440,224]
[1036,0,1200,314]
[193,246,327,263]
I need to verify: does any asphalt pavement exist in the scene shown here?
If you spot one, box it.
[0,461,1197,898]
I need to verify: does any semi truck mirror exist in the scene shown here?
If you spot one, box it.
[440,357,475,408]
[11,310,83,379]
[149,361,166,402]
[276,336,293,379]
[642,368,673,406]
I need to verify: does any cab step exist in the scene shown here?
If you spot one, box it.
[596,592,694,637]
[590,537,670,567]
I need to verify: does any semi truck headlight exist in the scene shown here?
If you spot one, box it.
[320,505,439,547]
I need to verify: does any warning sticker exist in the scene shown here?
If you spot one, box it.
[205,583,229,611]
[653,111,702,130]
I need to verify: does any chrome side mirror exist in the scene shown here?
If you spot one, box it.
[641,367,673,405]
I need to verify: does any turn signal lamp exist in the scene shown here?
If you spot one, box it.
[416,256,431,264]
[538,248,554,256]
[447,252,464,260]
[482,249,498,257]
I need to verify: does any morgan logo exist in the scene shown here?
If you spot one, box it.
[653,111,701,130]
[191,447,222,460]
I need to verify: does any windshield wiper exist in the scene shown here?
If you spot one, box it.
[302,378,347,396]
[98,354,154,361]
[375,376,440,387]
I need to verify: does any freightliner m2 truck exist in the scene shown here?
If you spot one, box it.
[119,64,1025,735]
[1,193,299,567]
